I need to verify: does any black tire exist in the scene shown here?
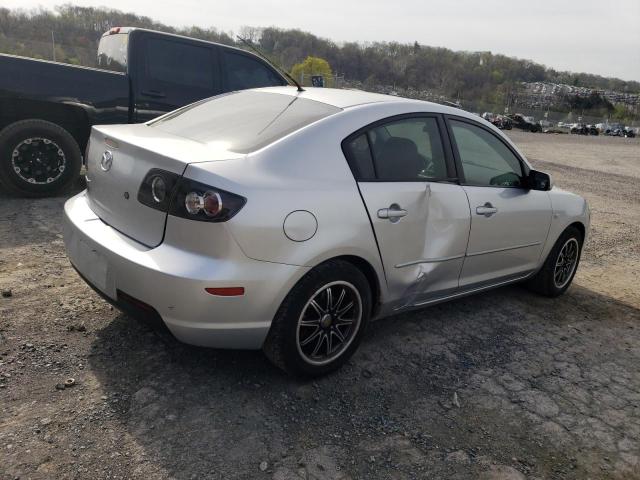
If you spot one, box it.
[526,226,583,297]
[263,260,372,377]
[0,119,82,197]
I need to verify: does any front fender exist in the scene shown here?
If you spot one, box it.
[541,188,590,262]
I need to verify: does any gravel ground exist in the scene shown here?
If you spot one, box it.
[1,131,639,480]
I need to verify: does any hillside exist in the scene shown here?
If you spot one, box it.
[1,5,638,119]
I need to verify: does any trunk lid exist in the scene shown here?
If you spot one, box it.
[85,124,240,247]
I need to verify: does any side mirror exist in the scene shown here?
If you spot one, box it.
[527,169,553,191]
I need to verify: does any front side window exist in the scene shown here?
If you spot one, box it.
[145,38,213,89]
[223,51,285,91]
[368,117,447,181]
[450,120,524,187]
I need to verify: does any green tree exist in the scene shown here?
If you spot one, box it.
[290,56,333,87]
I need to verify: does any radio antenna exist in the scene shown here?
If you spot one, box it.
[236,36,304,92]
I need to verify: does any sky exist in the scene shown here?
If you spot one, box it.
[3,0,640,81]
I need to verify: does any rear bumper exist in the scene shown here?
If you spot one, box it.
[63,191,308,349]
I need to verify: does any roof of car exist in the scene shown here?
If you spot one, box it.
[254,86,470,115]
[255,86,408,108]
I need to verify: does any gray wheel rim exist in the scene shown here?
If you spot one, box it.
[11,137,66,185]
[296,281,362,366]
[554,238,579,289]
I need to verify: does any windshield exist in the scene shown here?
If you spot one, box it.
[97,33,129,73]
[149,91,341,154]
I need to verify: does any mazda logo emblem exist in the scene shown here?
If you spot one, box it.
[100,151,113,172]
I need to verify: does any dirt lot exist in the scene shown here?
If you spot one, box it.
[1,131,639,480]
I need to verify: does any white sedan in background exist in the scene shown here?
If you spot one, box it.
[64,87,589,376]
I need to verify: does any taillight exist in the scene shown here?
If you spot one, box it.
[137,169,180,212]
[137,169,245,222]
[170,177,246,223]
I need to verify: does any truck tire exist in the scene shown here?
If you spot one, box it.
[0,119,82,197]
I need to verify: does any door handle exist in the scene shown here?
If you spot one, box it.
[141,90,167,98]
[476,202,498,217]
[377,204,407,222]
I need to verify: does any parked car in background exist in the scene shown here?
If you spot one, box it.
[0,27,288,197]
[623,127,636,138]
[600,123,635,137]
[482,112,512,130]
[544,122,570,134]
[539,119,553,129]
[64,87,589,376]
[495,115,513,130]
[506,113,542,132]
[570,123,598,135]
[595,122,607,134]
[610,124,636,138]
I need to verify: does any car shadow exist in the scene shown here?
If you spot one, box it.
[87,282,640,478]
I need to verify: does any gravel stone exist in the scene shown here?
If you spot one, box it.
[0,131,639,479]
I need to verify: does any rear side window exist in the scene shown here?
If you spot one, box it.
[149,91,340,154]
[450,120,523,187]
[97,33,128,73]
[343,134,376,180]
[146,38,213,89]
[223,51,285,91]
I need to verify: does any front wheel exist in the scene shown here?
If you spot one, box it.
[526,226,583,297]
[0,119,82,197]
[263,260,372,377]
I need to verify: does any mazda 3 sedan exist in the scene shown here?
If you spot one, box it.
[64,87,589,376]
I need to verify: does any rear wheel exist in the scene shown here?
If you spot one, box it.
[263,260,371,377]
[526,226,583,297]
[0,119,82,197]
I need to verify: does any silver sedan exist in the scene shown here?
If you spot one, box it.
[64,87,589,376]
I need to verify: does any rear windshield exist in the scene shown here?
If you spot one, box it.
[149,91,341,154]
[97,33,128,73]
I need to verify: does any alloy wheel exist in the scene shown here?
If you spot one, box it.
[554,238,579,289]
[296,281,362,366]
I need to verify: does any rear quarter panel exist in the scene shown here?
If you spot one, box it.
[184,104,403,300]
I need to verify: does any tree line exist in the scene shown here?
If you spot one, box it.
[1,5,638,116]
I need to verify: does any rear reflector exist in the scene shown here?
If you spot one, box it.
[205,287,245,297]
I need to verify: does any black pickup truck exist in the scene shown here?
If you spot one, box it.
[0,27,288,196]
